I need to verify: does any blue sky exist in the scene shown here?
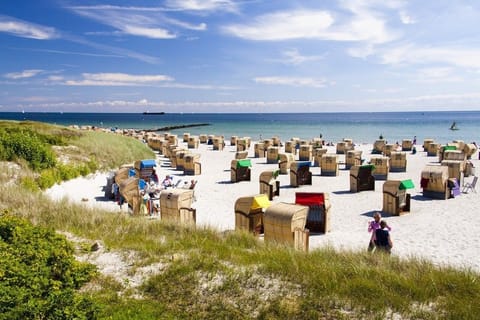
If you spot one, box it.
[1,0,480,113]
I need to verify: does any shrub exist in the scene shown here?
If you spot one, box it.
[0,128,56,170]
[86,158,99,173]
[19,176,40,192]
[0,212,98,319]
[37,169,61,190]
[78,164,90,177]
[58,164,81,181]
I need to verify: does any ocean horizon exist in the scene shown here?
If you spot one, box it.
[1,111,478,145]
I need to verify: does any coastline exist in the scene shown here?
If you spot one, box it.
[45,133,480,272]
[2,111,479,145]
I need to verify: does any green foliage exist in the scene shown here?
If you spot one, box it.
[58,164,81,181]
[0,121,153,190]
[36,162,98,189]
[19,176,40,192]
[86,158,99,173]
[0,128,56,170]
[37,168,60,189]
[0,212,98,319]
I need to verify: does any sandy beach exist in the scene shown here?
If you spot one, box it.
[46,138,480,272]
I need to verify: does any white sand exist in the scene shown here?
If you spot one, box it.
[45,140,480,272]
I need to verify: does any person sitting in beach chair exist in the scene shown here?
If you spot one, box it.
[188,179,197,190]
[145,181,158,198]
[181,180,197,201]
[149,189,161,216]
[162,175,173,188]
[150,168,159,184]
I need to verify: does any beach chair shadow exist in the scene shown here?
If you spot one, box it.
[217,180,233,184]
[462,176,478,193]
[361,210,392,218]
[95,196,111,202]
[279,185,296,189]
[332,190,351,195]
[410,194,434,201]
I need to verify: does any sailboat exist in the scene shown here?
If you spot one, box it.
[449,121,459,131]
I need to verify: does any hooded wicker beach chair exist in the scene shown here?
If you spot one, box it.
[259,170,280,200]
[350,165,375,192]
[290,161,312,187]
[234,194,271,235]
[264,202,309,252]
[231,159,252,182]
[295,192,331,233]
[383,180,413,216]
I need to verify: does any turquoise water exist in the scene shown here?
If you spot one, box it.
[1,111,478,144]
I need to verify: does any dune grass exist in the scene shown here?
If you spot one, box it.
[1,121,479,319]
[71,130,155,169]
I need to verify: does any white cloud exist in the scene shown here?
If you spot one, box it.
[223,10,334,41]
[399,10,415,24]
[29,48,124,58]
[163,17,207,31]
[62,72,233,90]
[0,16,57,40]
[223,5,398,44]
[65,73,174,86]
[347,44,375,59]
[417,67,453,79]
[68,6,177,39]
[281,49,324,65]
[165,0,238,12]
[48,75,64,82]
[122,25,176,39]
[379,44,480,69]
[414,67,463,83]
[68,4,211,39]
[18,93,480,113]
[254,76,327,88]
[4,69,43,79]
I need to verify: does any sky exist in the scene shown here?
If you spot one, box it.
[1,0,480,113]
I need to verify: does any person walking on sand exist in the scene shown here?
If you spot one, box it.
[374,220,393,254]
[368,212,391,251]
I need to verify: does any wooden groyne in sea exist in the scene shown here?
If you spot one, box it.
[142,123,210,133]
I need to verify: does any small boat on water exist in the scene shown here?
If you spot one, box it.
[143,111,165,115]
[450,121,459,130]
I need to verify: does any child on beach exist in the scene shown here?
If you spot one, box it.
[375,220,393,254]
[368,212,391,251]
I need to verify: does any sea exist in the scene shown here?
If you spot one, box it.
[1,111,479,145]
